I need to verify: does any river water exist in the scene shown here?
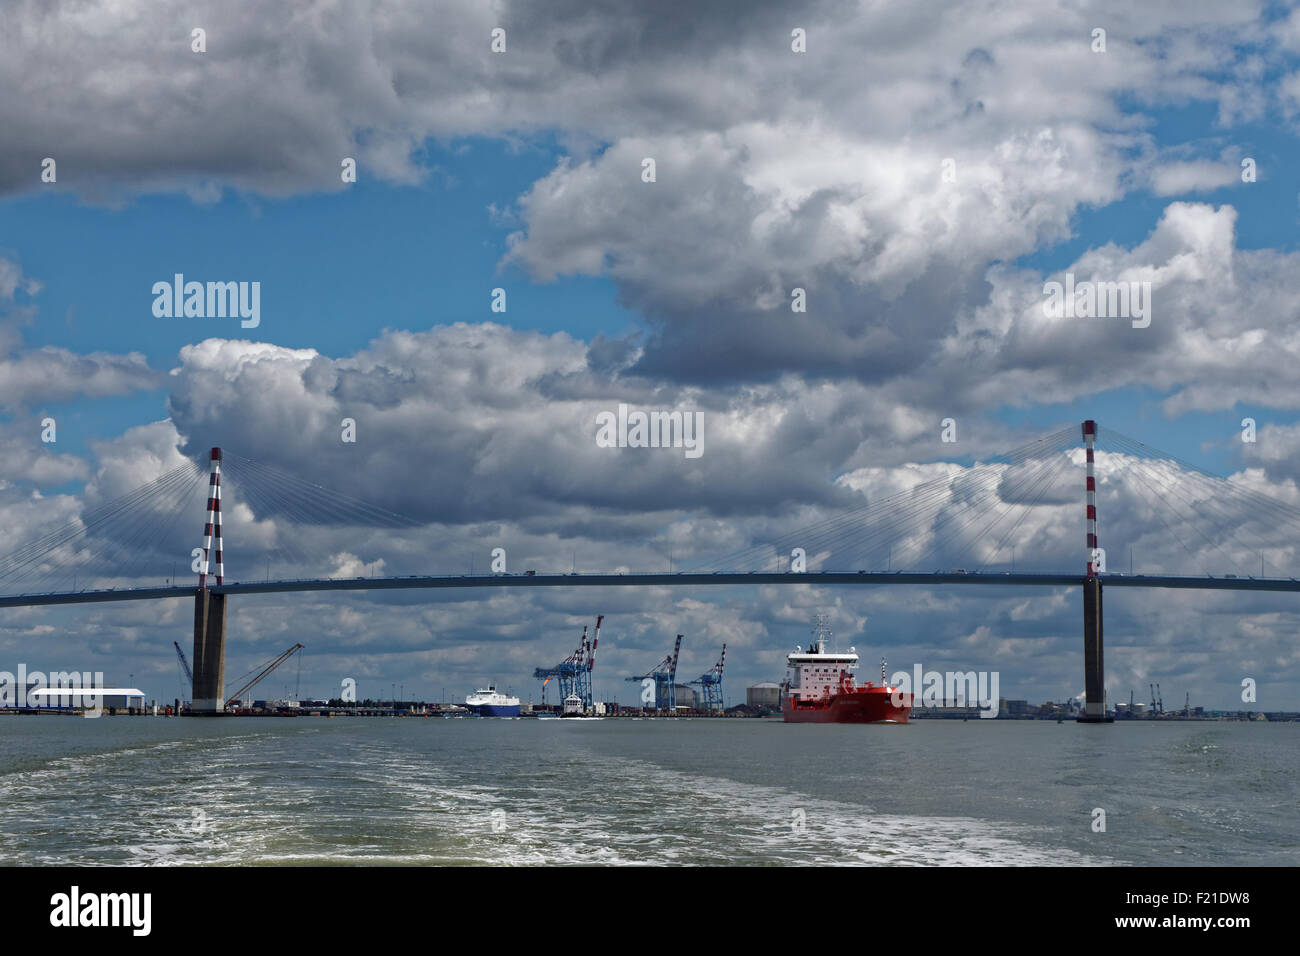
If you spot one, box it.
[0,716,1294,865]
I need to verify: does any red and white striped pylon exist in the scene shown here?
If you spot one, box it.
[1083,421,1098,577]
[198,447,224,588]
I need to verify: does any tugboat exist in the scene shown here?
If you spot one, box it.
[464,686,521,717]
[781,616,912,723]
[559,692,585,717]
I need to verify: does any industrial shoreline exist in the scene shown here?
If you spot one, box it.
[4,704,1296,721]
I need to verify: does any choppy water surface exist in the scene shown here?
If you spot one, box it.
[0,717,1294,865]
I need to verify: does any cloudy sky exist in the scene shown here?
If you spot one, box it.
[3,0,1300,710]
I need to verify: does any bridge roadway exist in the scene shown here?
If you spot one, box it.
[3,569,1300,609]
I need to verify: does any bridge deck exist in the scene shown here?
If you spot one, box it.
[2,570,1299,608]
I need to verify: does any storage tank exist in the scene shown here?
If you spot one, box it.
[747,682,781,710]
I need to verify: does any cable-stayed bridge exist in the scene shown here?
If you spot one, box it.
[3,421,1299,719]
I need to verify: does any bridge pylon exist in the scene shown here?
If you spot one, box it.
[1077,421,1112,723]
[190,447,227,714]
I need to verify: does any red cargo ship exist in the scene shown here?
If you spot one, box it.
[781,616,912,723]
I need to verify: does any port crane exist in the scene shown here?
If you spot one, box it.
[689,642,726,713]
[224,643,304,709]
[626,633,683,712]
[576,615,600,709]
[173,641,193,700]
[533,615,602,710]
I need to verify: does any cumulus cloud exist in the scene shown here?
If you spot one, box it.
[1147,159,1241,196]
[0,0,1269,198]
[947,202,1300,415]
[4,2,1296,395]
[89,325,1295,595]
[0,258,42,299]
[0,345,158,412]
[5,319,1300,706]
[0,420,89,486]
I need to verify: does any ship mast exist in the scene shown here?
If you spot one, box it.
[811,613,832,654]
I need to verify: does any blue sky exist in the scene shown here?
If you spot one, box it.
[3,139,633,443]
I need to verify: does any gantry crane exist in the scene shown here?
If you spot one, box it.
[533,615,602,710]
[689,643,726,713]
[626,633,683,712]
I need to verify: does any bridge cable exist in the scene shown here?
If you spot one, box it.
[683,426,1077,573]
[0,463,197,583]
[0,463,201,593]
[1102,431,1284,576]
